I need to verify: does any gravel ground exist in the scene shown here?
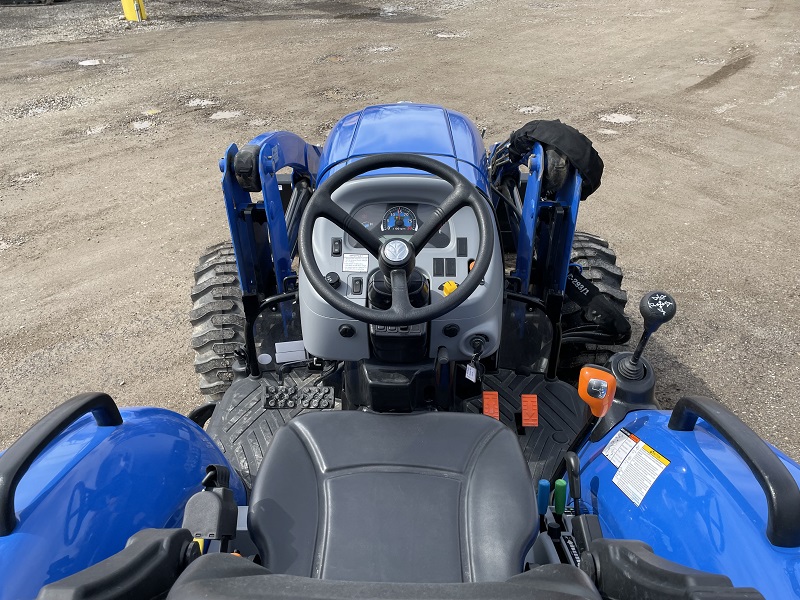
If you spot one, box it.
[0,0,798,460]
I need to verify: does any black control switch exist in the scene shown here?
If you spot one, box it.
[433,258,444,277]
[456,237,468,257]
[331,237,342,256]
[443,324,459,337]
[445,258,456,277]
[352,277,363,295]
[565,451,582,516]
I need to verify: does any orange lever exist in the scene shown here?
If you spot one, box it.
[577,365,616,418]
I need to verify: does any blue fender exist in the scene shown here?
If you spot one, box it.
[0,407,246,600]
[578,410,800,599]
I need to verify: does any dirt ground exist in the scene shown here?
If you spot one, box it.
[0,0,798,460]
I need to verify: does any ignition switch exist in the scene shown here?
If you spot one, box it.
[470,335,486,355]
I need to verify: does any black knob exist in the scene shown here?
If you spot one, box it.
[325,272,341,289]
[338,324,355,338]
[183,539,202,566]
[442,324,460,338]
[640,291,676,334]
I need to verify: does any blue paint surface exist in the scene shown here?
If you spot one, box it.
[317,103,490,192]
[579,410,800,600]
[0,407,246,600]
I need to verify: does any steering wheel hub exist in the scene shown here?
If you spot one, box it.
[380,238,414,275]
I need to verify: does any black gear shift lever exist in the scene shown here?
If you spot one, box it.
[618,291,676,380]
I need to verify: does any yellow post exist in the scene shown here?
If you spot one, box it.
[121,0,147,22]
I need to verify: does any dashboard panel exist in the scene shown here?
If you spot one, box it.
[298,175,503,363]
[348,203,451,248]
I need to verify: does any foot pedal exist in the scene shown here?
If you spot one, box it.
[465,370,586,481]
[262,385,334,410]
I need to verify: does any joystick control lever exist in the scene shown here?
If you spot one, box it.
[618,291,676,381]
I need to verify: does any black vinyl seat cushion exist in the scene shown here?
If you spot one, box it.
[247,411,537,583]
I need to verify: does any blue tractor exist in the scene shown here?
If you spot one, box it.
[1,103,798,600]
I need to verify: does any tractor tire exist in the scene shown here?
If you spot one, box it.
[558,232,628,379]
[190,241,246,402]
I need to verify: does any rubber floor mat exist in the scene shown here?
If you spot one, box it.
[208,367,585,490]
[205,370,338,491]
[466,369,588,482]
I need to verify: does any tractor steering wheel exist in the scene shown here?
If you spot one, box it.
[298,153,494,326]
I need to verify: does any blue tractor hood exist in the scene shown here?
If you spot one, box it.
[317,103,489,192]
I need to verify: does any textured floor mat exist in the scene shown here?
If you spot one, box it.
[205,370,337,490]
[208,366,585,490]
[466,369,587,482]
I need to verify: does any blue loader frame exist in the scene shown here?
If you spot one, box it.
[488,141,584,376]
[222,136,581,312]
[220,132,321,297]
[501,142,582,295]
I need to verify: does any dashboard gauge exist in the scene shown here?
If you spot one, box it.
[381,206,417,232]
[352,204,383,233]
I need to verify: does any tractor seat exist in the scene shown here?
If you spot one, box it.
[247,410,537,583]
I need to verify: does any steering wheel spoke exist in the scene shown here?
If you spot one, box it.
[389,269,413,314]
[409,183,469,251]
[316,197,383,257]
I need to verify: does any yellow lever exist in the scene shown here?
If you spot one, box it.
[442,281,458,296]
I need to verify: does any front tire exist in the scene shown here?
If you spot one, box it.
[558,232,628,377]
[190,242,246,401]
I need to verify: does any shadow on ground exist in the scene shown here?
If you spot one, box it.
[165,0,439,25]
[647,338,720,408]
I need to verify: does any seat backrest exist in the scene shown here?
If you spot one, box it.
[248,410,536,583]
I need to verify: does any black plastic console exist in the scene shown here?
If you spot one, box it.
[343,360,438,411]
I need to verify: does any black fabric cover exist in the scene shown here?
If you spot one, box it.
[167,553,602,600]
[247,411,537,583]
[508,120,604,200]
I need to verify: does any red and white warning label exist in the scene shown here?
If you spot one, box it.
[603,428,670,506]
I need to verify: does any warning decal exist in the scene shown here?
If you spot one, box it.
[342,253,369,272]
[602,428,639,467]
[603,428,670,506]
